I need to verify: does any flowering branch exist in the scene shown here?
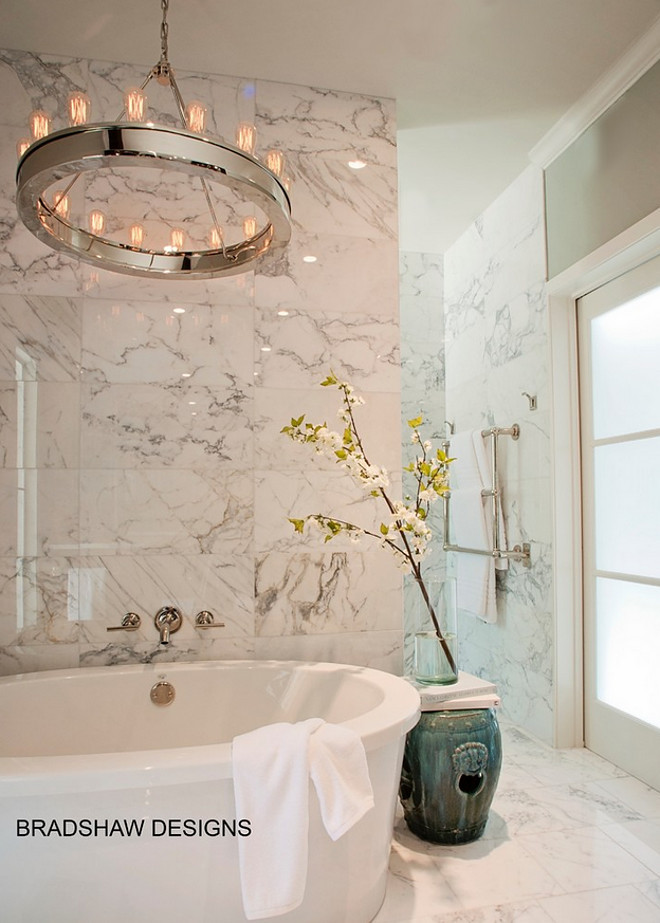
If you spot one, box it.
[281,372,456,672]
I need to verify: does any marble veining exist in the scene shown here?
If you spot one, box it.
[255,305,399,390]
[255,549,402,636]
[255,81,396,166]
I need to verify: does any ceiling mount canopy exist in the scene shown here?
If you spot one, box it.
[15,0,292,280]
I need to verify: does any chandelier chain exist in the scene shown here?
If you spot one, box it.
[160,0,170,63]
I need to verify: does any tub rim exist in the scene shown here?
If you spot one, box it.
[0,659,421,797]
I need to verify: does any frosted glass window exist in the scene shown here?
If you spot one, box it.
[596,577,660,729]
[591,286,660,440]
[594,436,660,580]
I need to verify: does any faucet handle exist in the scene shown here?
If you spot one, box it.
[195,610,225,629]
[107,612,141,632]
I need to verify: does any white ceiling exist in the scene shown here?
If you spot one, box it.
[2,0,659,251]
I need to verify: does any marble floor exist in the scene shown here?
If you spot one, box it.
[375,719,660,922]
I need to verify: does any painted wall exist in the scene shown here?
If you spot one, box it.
[0,50,401,675]
[546,59,660,278]
[443,165,554,742]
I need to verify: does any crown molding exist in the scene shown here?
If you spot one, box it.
[530,14,660,168]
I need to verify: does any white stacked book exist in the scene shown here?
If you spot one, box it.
[406,671,500,712]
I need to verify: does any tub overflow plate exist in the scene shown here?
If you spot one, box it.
[150,680,175,706]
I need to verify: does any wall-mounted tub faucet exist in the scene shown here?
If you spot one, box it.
[154,606,183,646]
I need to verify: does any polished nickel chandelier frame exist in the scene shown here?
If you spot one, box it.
[15,0,292,279]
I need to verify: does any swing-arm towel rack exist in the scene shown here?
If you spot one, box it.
[442,424,531,567]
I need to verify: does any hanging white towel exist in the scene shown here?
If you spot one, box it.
[232,718,374,921]
[449,429,500,623]
[450,487,497,623]
[470,430,508,572]
[308,721,374,840]
[448,430,483,490]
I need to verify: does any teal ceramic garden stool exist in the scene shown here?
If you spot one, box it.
[399,706,502,844]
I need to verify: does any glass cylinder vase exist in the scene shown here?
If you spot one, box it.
[413,578,458,685]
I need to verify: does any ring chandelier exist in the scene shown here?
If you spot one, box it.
[15,0,292,279]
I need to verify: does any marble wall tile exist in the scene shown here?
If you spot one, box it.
[286,153,398,240]
[255,232,398,317]
[444,165,553,742]
[255,549,402,636]
[36,383,81,468]
[254,467,401,556]
[78,264,255,307]
[80,299,254,388]
[78,635,257,668]
[0,556,80,646]
[70,553,254,642]
[254,628,403,673]
[80,382,253,469]
[255,81,396,167]
[254,305,399,391]
[255,385,401,474]
[0,51,90,130]
[0,294,81,381]
[79,468,252,556]
[0,472,19,556]
[37,470,80,556]
[0,206,81,297]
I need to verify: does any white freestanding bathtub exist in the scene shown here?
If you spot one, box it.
[0,660,420,923]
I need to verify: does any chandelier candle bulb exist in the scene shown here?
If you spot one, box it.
[129,224,145,248]
[235,122,256,155]
[209,227,223,249]
[29,110,50,141]
[266,150,285,178]
[16,138,31,159]
[88,210,106,235]
[170,228,185,251]
[124,87,147,122]
[67,91,91,126]
[185,101,207,134]
[52,192,70,220]
[242,216,257,239]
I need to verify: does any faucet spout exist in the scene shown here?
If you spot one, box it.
[154,606,182,647]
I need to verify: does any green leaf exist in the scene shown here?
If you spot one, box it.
[379,523,389,535]
[288,518,306,534]
[407,415,423,428]
[320,374,337,387]
[290,415,305,427]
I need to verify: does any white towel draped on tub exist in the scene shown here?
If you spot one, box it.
[232,718,374,920]
[449,430,508,624]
